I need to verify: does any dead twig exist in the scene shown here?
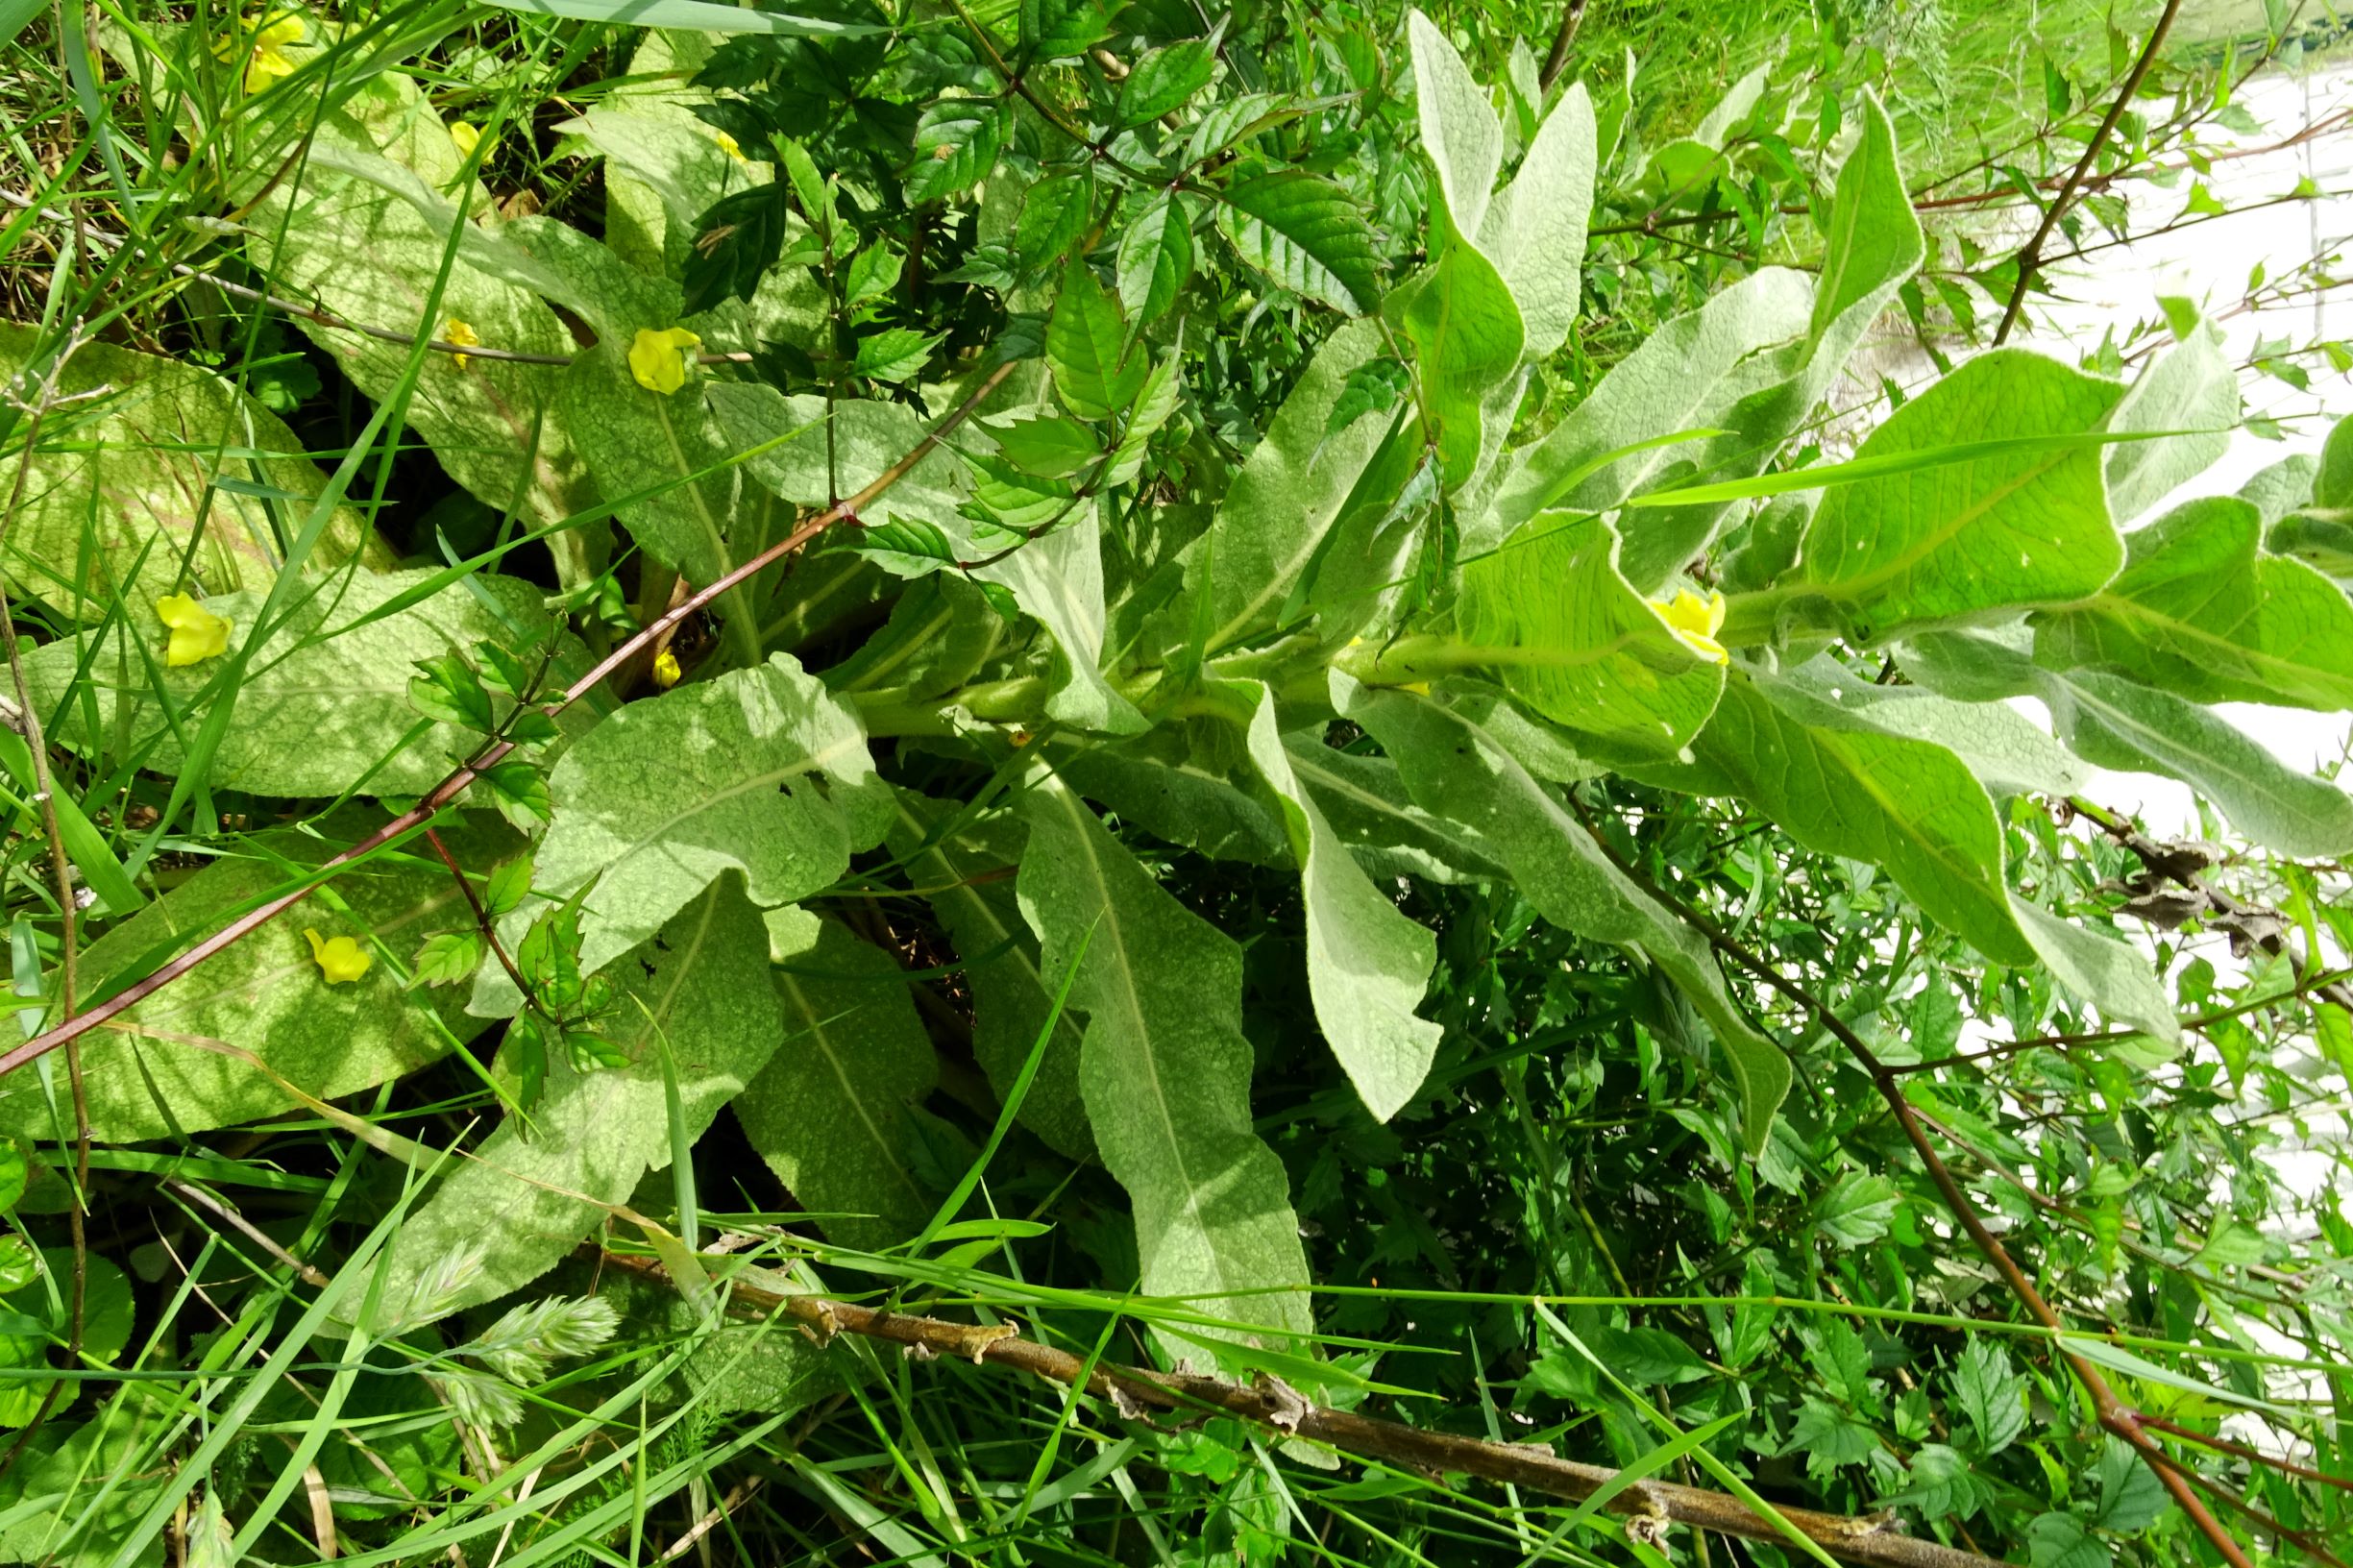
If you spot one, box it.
[599,1250,2009,1568]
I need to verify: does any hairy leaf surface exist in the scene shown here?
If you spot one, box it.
[1017,775,1314,1348]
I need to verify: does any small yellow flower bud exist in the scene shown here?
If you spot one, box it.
[651,649,682,688]
[155,593,233,667]
[627,327,703,396]
[443,317,479,370]
[450,121,482,159]
[1649,589,1729,665]
[713,131,746,162]
[305,928,373,985]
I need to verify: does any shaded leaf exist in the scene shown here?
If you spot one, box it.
[740,908,944,1248]
[1336,674,1789,1155]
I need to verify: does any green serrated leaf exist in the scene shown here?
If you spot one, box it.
[1214,170,1381,315]
[1115,195,1194,325]
[1048,272,1147,420]
[905,100,1002,204]
[1117,37,1216,126]
[412,930,488,989]
[409,653,496,733]
[852,327,944,385]
[986,413,1100,479]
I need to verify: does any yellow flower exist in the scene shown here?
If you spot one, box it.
[156,593,233,667]
[450,121,482,159]
[651,649,682,688]
[1650,589,1728,665]
[215,12,305,95]
[713,130,746,162]
[305,928,373,985]
[443,317,479,370]
[627,327,702,396]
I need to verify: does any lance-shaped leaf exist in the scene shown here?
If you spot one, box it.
[2010,897,2179,1049]
[2033,495,2353,712]
[1391,229,1524,488]
[1116,194,1195,325]
[1616,92,1922,591]
[27,570,578,797]
[1408,10,1501,236]
[1696,672,2032,966]
[1478,81,1595,361]
[1214,171,1381,315]
[0,818,513,1144]
[892,799,1092,1161]
[1048,273,1148,421]
[241,71,601,583]
[1478,266,1812,557]
[1179,320,1391,657]
[372,881,779,1318]
[1785,350,2125,643]
[533,653,893,980]
[1238,685,1441,1122]
[1906,628,2353,860]
[1771,658,2088,799]
[738,908,944,1249]
[1282,737,1506,885]
[2102,308,2237,525]
[1335,674,1789,1155]
[1458,513,1726,761]
[1052,726,1292,868]
[904,100,1003,204]
[0,326,389,623]
[1017,774,1314,1349]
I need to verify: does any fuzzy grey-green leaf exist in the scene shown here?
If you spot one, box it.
[27,570,578,798]
[0,819,512,1143]
[532,653,892,980]
[1017,774,1314,1350]
[372,881,780,1317]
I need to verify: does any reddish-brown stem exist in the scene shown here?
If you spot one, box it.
[421,828,531,1004]
[1573,814,2260,1568]
[1993,0,2186,344]
[2136,1412,2353,1493]
[0,358,1017,1081]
